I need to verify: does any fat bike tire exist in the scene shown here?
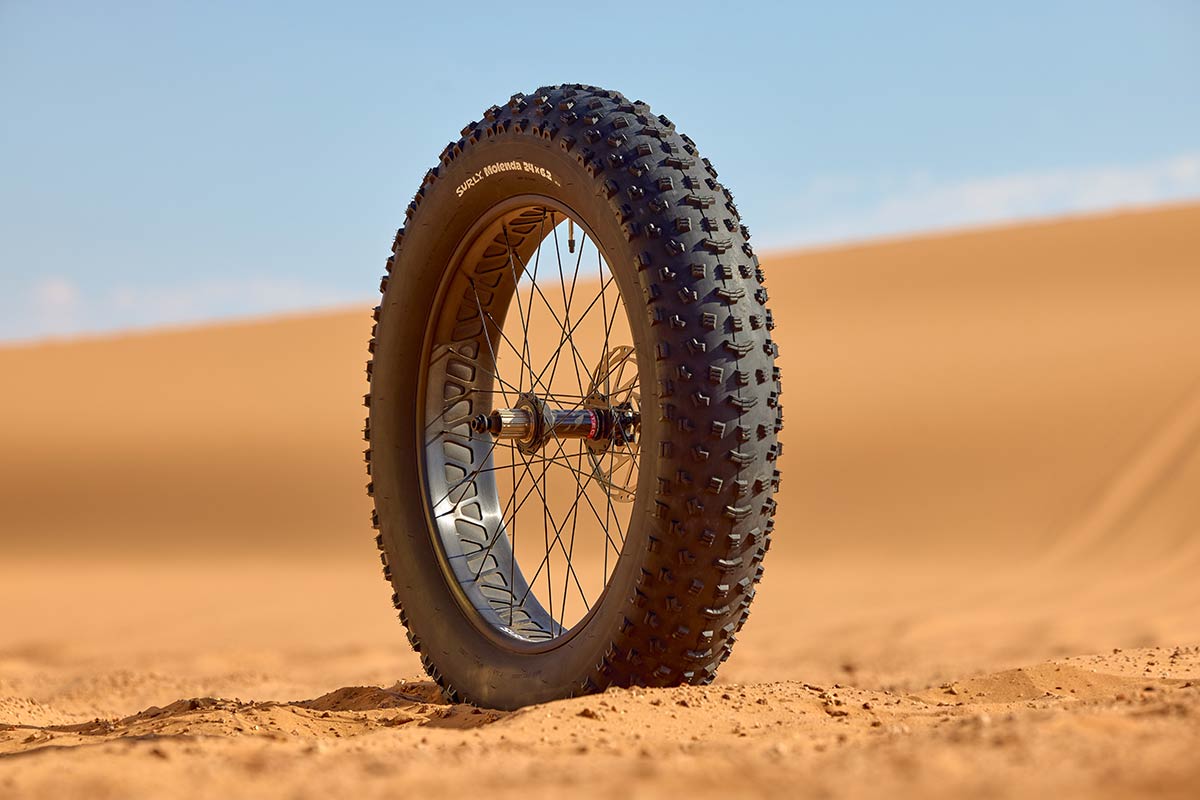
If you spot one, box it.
[365,84,782,709]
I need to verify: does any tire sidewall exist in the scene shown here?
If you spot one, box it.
[372,131,660,708]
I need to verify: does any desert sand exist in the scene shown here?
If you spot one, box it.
[2,204,1199,798]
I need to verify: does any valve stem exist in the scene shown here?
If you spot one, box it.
[567,218,575,253]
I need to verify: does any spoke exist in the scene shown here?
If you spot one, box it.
[508,237,596,398]
[446,345,527,400]
[435,438,588,477]
[512,445,592,612]
[558,440,584,634]
[471,283,560,400]
[487,437,638,491]
[490,272,624,427]
[489,432,590,598]
[470,281,538,394]
[501,224,531,397]
[605,434,616,570]
[532,271,618,386]
[508,435,518,624]
[523,211,548,395]
[602,418,612,576]
[465,279,518,407]
[512,418,612,614]
[577,471,627,556]
[543,425,625,563]
[469,433,572,582]
[518,249,619,391]
[544,224,589,399]
[538,344,554,631]
[598,250,620,564]
[599,249,612,393]
[469,457,536,582]
[620,440,641,489]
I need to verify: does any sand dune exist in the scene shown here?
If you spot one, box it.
[2,204,1199,798]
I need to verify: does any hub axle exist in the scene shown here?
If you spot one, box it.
[470,393,638,454]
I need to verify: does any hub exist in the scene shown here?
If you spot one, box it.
[471,392,638,455]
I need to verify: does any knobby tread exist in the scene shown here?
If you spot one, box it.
[366,83,781,705]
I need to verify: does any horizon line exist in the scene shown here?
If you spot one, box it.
[4,199,1197,351]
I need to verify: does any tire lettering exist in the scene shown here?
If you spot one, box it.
[456,161,560,198]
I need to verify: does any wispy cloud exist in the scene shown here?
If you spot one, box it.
[761,151,1200,247]
[29,276,83,335]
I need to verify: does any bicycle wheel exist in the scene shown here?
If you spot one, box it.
[366,84,782,709]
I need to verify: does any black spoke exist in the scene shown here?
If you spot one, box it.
[509,233,597,397]
[527,272,620,395]
[558,440,584,635]
[544,224,589,399]
[512,444,592,613]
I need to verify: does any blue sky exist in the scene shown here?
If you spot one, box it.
[2,1,1198,341]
